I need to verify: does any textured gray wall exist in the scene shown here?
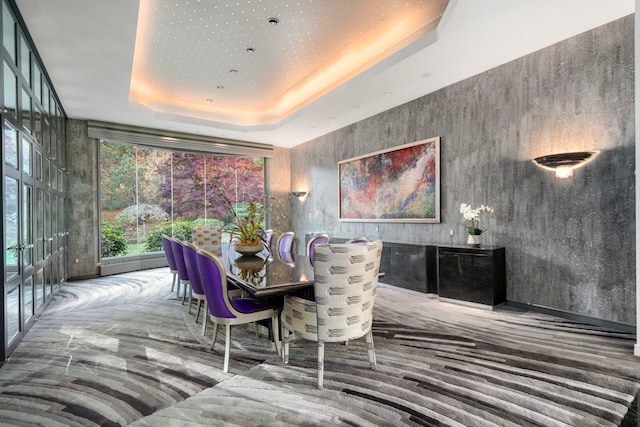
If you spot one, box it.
[290,16,635,324]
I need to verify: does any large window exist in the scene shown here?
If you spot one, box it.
[99,140,265,259]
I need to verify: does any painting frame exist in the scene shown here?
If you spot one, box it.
[338,136,440,223]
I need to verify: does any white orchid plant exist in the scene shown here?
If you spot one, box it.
[460,203,496,235]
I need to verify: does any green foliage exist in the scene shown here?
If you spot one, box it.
[143,218,222,252]
[101,222,128,258]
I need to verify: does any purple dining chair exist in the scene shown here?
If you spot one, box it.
[195,248,280,372]
[276,231,295,254]
[161,235,179,296]
[346,236,370,244]
[182,242,208,334]
[170,238,191,304]
[306,233,329,265]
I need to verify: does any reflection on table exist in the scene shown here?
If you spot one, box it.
[221,243,314,297]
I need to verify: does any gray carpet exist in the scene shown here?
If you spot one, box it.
[0,268,637,426]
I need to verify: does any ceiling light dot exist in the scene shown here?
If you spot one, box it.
[383,92,392,96]
[229,69,238,74]
[421,72,432,78]
[205,98,213,103]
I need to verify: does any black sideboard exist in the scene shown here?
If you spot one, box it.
[311,236,506,307]
[437,246,506,306]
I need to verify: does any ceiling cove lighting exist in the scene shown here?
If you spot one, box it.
[533,151,600,178]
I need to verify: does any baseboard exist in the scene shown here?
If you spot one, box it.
[100,257,167,276]
[439,297,497,311]
[506,301,636,334]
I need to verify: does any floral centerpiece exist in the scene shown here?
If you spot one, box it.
[460,203,496,246]
[213,185,287,256]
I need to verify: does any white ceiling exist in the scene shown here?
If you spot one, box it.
[15,0,635,148]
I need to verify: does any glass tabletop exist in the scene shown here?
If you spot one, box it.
[220,243,314,297]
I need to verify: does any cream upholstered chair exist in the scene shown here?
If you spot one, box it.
[192,226,222,255]
[281,240,383,389]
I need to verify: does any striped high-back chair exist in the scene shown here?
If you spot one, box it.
[192,226,222,255]
[281,240,383,389]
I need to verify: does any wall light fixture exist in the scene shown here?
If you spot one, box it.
[533,151,599,178]
[291,191,307,199]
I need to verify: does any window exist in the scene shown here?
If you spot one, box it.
[99,140,265,259]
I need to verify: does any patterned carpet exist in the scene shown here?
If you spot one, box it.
[0,268,637,426]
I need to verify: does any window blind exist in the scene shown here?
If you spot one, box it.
[87,120,274,158]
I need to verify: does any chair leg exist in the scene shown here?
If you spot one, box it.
[171,272,177,292]
[194,299,201,322]
[202,301,208,336]
[365,330,377,369]
[183,284,190,305]
[223,324,231,373]
[282,324,290,364]
[211,321,219,350]
[317,341,325,390]
[187,289,193,314]
[272,312,281,357]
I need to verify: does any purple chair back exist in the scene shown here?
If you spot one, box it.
[346,237,370,244]
[196,250,236,319]
[306,234,329,265]
[162,235,178,271]
[171,238,189,282]
[182,242,204,296]
[277,231,295,253]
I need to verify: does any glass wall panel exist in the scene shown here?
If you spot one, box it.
[6,285,19,343]
[4,176,18,281]
[21,135,30,175]
[2,1,15,63]
[99,140,265,259]
[19,34,28,84]
[36,188,43,261]
[35,268,43,308]
[44,191,51,257]
[23,275,33,322]
[35,149,42,181]
[22,183,31,269]
[33,64,41,104]
[3,61,16,118]
[4,119,16,167]
[44,265,51,297]
[20,86,30,132]
[43,81,49,113]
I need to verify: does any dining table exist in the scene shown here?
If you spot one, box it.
[220,243,315,298]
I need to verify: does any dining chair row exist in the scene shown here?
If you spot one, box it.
[162,234,280,372]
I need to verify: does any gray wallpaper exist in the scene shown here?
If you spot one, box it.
[289,16,635,324]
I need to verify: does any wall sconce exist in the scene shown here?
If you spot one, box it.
[532,151,599,178]
[291,191,307,199]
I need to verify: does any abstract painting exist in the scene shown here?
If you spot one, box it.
[339,137,440,222]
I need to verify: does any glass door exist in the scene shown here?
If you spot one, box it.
[3,120,35,356]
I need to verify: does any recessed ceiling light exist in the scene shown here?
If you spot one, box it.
[246,47,255,53]
[229,69,238,74]
[353,106,360,110]
[421,72,432,78]
[216,85,224,90]
[383,92,392,96]
[267,17,279,26]
[205,98,213,103]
